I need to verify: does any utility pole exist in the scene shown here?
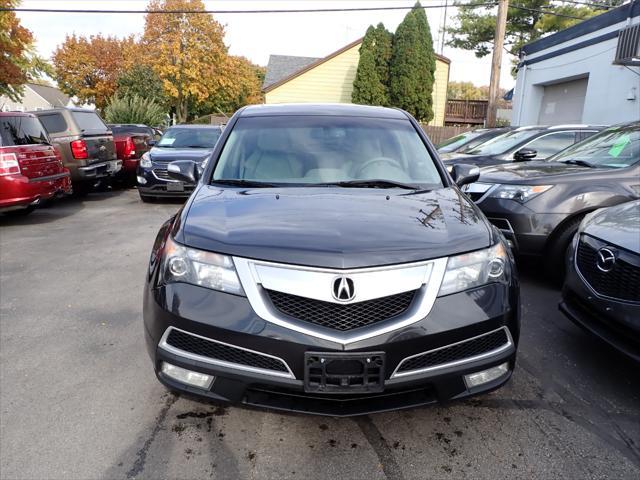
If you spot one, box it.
[487,0,509,127]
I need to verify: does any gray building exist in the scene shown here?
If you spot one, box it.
[513,2,640,126]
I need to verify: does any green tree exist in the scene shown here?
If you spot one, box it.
[446,0,620,61]
[352,26,387,105]
[116,64,167,106]
[389,2,436,122]
[103,94,167,126]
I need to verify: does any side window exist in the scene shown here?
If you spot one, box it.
[524,131,577,159]
[38,113,68,134]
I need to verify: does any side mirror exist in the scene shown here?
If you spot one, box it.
[452,163,480,187]
[167,160,199,183]
[514,148,537,162]
[147,139,157,147]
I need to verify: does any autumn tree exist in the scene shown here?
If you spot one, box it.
[52,34,137,109]
[0,0,51,102]
[446,1,621,61]
[141,0,231,122]
[389,2,436,122]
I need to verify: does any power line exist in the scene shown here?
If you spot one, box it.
[510,4,589,19]
[0,3,498,14]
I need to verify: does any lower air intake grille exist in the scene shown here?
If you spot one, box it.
[266,289,416,331]
[396,328,510,374]
[165,329,289,373]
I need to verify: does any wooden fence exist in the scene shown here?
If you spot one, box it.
[420,125,473,146]
[445,99,488,125]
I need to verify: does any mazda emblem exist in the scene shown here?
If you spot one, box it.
[596,247,616,272]
[332,276,355,302]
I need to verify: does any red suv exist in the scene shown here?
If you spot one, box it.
[0,112,71,216]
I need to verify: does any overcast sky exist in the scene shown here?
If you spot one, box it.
[18,0,516,89]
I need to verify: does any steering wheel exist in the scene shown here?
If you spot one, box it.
[353,157,403,177]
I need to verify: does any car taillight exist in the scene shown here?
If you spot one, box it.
[0,152,20,176]
[125,137,136,158]
[70,139,88,159]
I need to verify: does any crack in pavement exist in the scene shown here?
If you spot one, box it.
[126,393,179,479]
[355,416,405,480]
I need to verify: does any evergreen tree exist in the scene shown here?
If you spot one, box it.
[352,26,387,106]
[389,2,436,121]
[372,23,393,104]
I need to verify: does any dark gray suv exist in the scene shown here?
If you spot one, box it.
[462,122,640,277]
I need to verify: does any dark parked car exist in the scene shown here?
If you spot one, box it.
[109,124,155,183]
[143,104,520,416]
[561,200,640,362]
[461,122,640,277]
[137,124,222,202]
[437,127,513,154]
[32,108,120,195]
[442,125,603,167]
[0,112,71,216]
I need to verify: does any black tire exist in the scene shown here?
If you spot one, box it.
[543,216,583,283]
[139,193,156,203]
[5,205,36,216]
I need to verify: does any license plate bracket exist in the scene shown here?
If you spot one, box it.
[166,181,185,192]
[304,352,385,393]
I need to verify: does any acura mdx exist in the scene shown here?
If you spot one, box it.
[143,104,520,416]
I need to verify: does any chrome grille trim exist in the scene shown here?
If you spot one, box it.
[158,327,295,379]
[390,327,514,378]
[233,256,448,346]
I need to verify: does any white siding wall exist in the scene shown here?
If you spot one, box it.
[513,16,640,126]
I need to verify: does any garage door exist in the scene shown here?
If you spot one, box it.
[537,78,588,124]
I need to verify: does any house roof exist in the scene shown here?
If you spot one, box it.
[262,55,320,89]
[27,83,71,107]
[263,38,451,93]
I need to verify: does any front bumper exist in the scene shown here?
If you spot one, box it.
[137,166,195,197]
[560,243,640,362]
[144,281,519,416]
[475,197,564,256]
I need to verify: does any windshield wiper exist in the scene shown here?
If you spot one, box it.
[318,179,419,190]
[212,179,278,188]
[560,159,596,168]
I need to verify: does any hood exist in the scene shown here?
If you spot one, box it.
[479,161,602,184]
[149,146,213,163]
[582,200,640,253]
[179,186,492,269]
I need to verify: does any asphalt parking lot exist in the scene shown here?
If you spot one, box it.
[1,188,639,480]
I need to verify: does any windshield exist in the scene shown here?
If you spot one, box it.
[157,127,221,148]
[437,130,486,153]
[466,129,543,155]
[110,125,153,136]
[549,125,639,168]
[211,116,443,187]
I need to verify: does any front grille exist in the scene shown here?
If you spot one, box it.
[165,329,289,373]
[153,168,171,180]
[266,289,416,331]
[576,238,640,302]
[396,328,510,374]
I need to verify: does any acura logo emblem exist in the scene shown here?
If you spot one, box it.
[332,276,355,302]
[596,247,616,272]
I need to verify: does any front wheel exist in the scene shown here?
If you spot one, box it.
[543,216,583,283]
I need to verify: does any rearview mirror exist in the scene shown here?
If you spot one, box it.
[167,160,199,184]
[514,148,537,162]
[452,163,480,187]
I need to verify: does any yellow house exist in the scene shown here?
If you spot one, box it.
[263,38,451,126]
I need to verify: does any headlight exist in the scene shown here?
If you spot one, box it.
[162,236,244,295]
[438,243,510,296]
[140,152,152,168]
[489,184,552,203]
